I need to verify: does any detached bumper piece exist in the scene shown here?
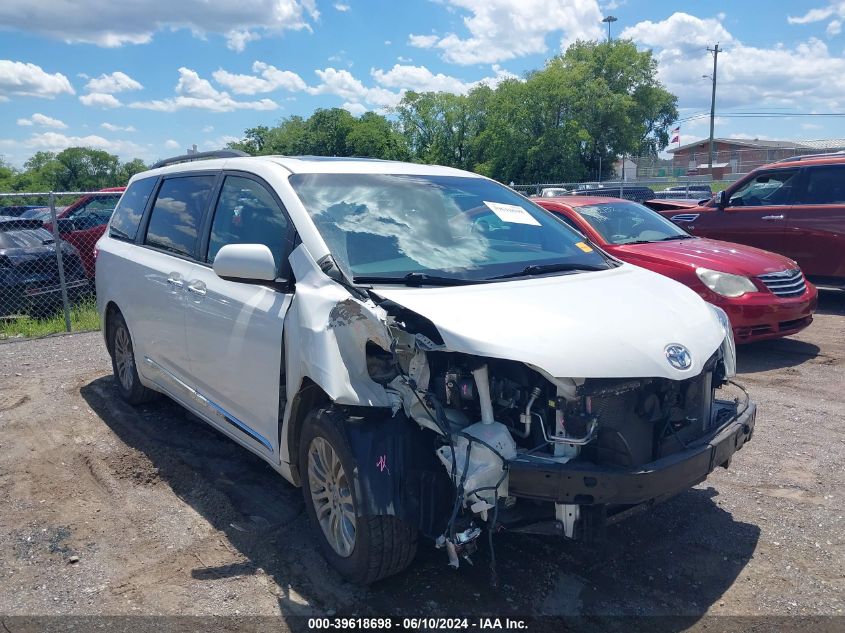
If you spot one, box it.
[508,400,756,509]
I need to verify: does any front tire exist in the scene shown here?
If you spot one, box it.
[107,311,155,405]
[299,408,417,584]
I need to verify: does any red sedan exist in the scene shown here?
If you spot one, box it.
[535,196,818,344]
[44,187,124,278]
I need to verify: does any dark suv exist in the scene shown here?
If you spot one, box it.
[658,155,845,286]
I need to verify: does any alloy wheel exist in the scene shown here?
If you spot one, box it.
[307,436,356,558]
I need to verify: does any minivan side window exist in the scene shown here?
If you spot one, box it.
[796,165,845,205]
[206,176,290,273]
[145,175,215,257]
[728,170,798,207]
[110,179,156,241]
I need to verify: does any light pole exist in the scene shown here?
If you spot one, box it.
[602,15,618,41]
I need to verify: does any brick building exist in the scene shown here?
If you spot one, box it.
[668,138,845,178]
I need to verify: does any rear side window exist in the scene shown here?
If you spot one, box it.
[797,165,845,205]
[110,179,156,241]
[206,176,290,272]
[145,175,215,257]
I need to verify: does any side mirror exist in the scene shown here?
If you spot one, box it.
[55,218,76,233]
[715,190,728,210]
[213,244,277,282]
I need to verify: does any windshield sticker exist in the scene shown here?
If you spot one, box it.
[483,201,541,226]
[575,241,593,253]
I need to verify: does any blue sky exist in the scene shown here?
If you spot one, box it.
[1,0,844,167]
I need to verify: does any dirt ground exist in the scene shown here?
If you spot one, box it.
[0,291,843,626]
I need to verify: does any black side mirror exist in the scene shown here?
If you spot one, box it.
[56,217,76,233]
[715,190,728,210]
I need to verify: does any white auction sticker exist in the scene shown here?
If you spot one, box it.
[483,201,542,226]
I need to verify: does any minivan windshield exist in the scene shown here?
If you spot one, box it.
[289,173,611,283]
[573,200,692,245]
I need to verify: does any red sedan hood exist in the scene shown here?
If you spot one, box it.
[609,237,797,276]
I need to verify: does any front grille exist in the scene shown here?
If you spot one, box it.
[758,268,807,298]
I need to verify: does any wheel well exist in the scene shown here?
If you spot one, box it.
[285,378,331,486]
[103,302,122,355]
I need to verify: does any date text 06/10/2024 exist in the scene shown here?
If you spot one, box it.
[307,618,529,630]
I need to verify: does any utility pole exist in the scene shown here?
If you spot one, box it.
[707,43,721,179]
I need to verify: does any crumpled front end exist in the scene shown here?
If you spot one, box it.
[283,245,755,573]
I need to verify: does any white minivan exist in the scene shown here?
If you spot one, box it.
[96,151,755,583]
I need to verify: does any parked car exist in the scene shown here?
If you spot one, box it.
[570,185,656,203]
[44,188,124,278]
[536,196,817,344]
[96,151,754,584]
[19,207,56,223]
[657,155,845,286]
[665,184,713,195]
[539,187,570,197]
[0,205,43,218]
[0,217,89,316]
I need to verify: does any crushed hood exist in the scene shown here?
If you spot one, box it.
[373,264,726,380]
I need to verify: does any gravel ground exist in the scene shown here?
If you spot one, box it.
[0,291,843,624]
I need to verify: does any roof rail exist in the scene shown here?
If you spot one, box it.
[150,149,249,170]
[775,151,845,163]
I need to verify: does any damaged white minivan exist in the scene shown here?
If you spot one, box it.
[96,151,756,583]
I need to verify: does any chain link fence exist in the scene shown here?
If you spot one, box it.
[0,190,123,340]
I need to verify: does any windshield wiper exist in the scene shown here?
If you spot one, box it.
[656,234,695,241]
[487,262,607,280]
[353,272,478,287]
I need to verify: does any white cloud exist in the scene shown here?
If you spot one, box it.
[308,67,403,108]
[621,12,735,50]
[129,67,279,112]
[13,131,145,155]
[101,122,136,132]
[79,92,122,108]
[85,71,143,94]
[384,40,392,46]
[827,19,843,36]
[213,61,307,94]
[202,125,215,132]
[0,0,320,50]
[407,0,604,65]
[371,63,517,95]
[408,34,439,48]
[788,2,844,25]
[16,113,67,129]
[0,60,75,100]
[342,102,367,116]
[623,13,845,112]
[201,135,242,150]
[164,139,181,149]
[333,2,351,11]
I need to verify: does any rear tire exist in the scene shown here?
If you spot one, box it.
[107,311,155,405]
[299,408,417,584]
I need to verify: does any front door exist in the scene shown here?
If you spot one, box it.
[690,168,800,255]
[132,174,217,396]
[185,174,295,458]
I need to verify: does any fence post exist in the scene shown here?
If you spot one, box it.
[48,192,72,333]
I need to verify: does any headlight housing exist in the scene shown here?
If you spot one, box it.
[696,267,758,298]
[709,303,736,378]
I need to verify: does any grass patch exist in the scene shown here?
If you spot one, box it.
[0,298,100,340]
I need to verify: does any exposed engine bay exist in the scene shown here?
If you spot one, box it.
[359,297,749,572]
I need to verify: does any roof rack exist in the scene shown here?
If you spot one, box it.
[775,151,845,163]
[150,149,249,170]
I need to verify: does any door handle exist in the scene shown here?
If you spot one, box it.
[166,276,184,288]
[761,215,784,221]
[186,281,207,296]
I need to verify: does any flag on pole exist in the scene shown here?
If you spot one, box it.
[670,126,680,145]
